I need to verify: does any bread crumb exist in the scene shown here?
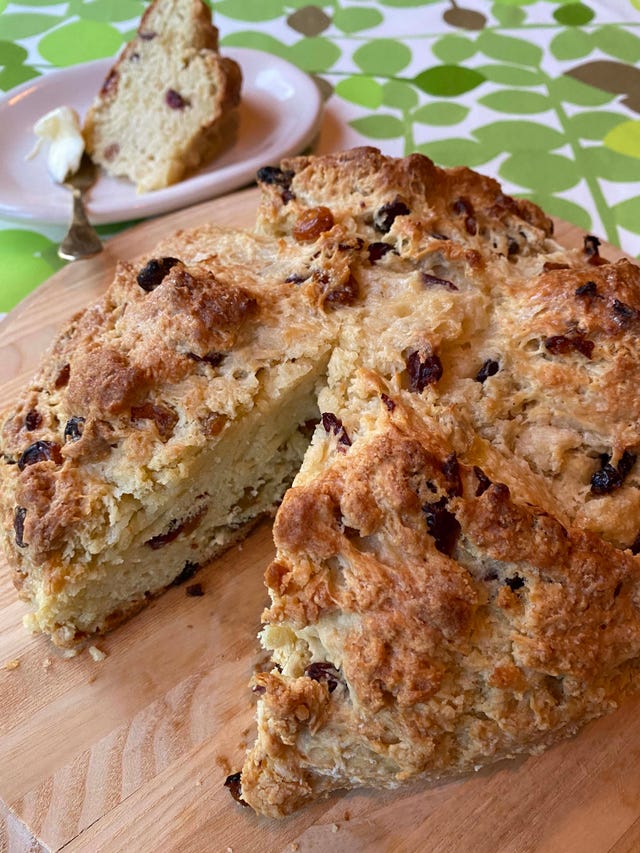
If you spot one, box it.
[291,844,300,852]
[3,659,20,670]
[43,657,52,669]
[331,823,339,833]
[88,645,107,662]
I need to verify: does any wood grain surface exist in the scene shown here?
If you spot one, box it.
[0,189,636,853]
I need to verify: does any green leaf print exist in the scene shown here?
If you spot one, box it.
[221,31,291,61]
[289,37,340,72]
[215,0,285,21]
[414,65,485,97]
[491,3,527,25]
[583,147,640,181]
[550,76,615,106]
[349,114,405,139]
[477,30,543,68]
[518,193,593,231]
[38,21,124,65]
[0,40,29,64]
[335,76,384,109]
[613,196,640,236]
[569,111,630,140]
[0,230,64,313]
[432,34,476,63]
[473,120,564,151]
[416,139,495,168]
[0,39,39,88]
[333,7,383,33]
[378,0,440,6]
[381,80,419,110]
[520,194,592,232]
[604,121,640,159]
[412,102,469,126]
[553,3,595,25]
[475,64,541,87]
[284,0,319,8]
[591,26,640,64]
[550,28,593,61]
[479,90,550,114]
[500,152,580,193]
[353,39,412,76]
[0,62,39,91]
[0,13,61,39]
[72,0,146,23]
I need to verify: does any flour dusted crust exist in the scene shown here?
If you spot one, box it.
[2,148,640,816]
[83,0,241,192]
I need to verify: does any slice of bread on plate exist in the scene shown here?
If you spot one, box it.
[83,0,242,192]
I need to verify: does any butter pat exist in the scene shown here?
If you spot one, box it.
[27,106,85,183]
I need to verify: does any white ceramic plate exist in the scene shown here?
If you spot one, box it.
[0,48,322,225]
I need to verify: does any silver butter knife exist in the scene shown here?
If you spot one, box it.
[58,153,103,261]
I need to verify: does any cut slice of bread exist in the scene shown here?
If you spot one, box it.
[0,228,338,646]
[83,0,241,193]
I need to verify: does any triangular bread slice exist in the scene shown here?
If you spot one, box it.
[83,0,241,192]
[0,228,340,646]
[240,377,640,816]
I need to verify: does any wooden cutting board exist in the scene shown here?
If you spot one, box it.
[1,189,637,853]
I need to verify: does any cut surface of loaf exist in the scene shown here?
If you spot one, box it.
[82,0,242,192]
[3,147,640,818]
[0,229,339,646]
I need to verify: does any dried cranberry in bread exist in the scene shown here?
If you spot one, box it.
[83,0,241,192]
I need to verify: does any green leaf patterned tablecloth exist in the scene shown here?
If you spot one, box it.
[1,0,639,315]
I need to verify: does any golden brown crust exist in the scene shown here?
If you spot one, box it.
[257,147,553,253]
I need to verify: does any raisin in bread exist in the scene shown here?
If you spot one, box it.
[83,0,241,192]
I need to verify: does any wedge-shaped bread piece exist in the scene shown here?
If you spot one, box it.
[83,0,241,192]
[241,386,640,817]
[0,228,340,647]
